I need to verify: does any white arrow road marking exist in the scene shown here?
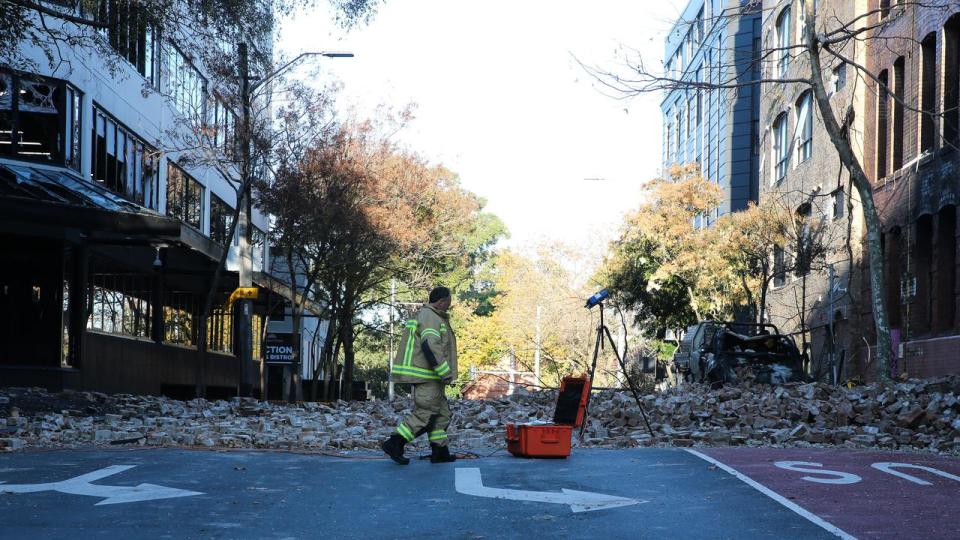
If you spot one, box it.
[0,465,203,506]
[454,468,643,513]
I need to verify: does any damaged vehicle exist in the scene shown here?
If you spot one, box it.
[672,321,806,385]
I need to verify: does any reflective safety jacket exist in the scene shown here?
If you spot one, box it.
[392,304,458,384]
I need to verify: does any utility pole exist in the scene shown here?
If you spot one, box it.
[827,264,836,385]
[388,278,396,400]
[237,41,254,398]
[534,305,542,385]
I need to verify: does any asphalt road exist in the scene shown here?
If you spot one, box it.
[0,446,956,539]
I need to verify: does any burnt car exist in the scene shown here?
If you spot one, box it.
[672,321,806,385]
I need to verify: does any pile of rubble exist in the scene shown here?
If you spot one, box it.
[1,376,958,454]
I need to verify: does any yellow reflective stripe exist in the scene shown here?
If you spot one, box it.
[435,361,450,376]
[397,423,414,442]
[403,321,418,367]
[429,430,447,441]
[392,366,441,380]
[420,328,441,339]
[440,323,447,333]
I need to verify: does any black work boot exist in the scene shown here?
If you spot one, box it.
[430,443,457,463]
[381,434,410,465]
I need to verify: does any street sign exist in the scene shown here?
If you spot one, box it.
[228,287,259,305]
[264,332,297,364]
[0,465,202,505]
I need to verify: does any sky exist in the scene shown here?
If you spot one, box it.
[280,1,689,252]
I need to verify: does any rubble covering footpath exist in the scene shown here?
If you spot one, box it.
[1,376,959,454]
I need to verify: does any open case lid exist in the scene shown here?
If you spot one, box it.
[552,375,591,427]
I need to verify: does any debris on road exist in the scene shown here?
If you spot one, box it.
[1,376,958,455]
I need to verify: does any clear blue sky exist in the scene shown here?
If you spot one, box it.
[281,1,688,250]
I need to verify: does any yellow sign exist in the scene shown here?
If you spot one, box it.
[228,287,259,305]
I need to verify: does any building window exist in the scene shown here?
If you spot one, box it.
[0,70,82,166]
[695,8,704,44]
[773,246,786,287]
[832,188,845,220]
[91,105,159,208]
[920,33,937,153]
[163,292,195,346]
[88,273,152,339]
[879,0,890,19]
[665,119,673,163]
[674,109,682,161]
[776,7,792,77]
[210,194,234,246]
[207,305,234,354]
[892,57,905,171]
[797,0,809,45]
[946,16,960,145]
[876,69,889,179]
[795,91,813,163]
[832,64,846,93]
[83,0,161,86]
[772,112,789,183]
[166,162,203,230]
[164,42,206,117]
[252,226,266,271]
[935,205,957,330]
[211,96,238,157]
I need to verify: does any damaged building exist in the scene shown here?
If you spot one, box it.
[0,3,317,398]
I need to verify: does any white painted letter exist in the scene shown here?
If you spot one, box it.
[774,461,862,484]
[871,462,960,486]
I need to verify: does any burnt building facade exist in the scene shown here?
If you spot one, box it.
[860,1,960,377]
[0,3,291,398]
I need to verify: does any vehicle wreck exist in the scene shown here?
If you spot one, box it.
[673,321,806,385]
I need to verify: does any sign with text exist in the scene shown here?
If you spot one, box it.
[264,332,297,364]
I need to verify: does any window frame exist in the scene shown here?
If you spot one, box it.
[90,103,160,209]
[795,91,813,164]
[165,161,204,231]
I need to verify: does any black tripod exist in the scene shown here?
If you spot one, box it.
[579,300,654,440]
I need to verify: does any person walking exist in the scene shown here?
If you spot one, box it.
[381,286,458,465]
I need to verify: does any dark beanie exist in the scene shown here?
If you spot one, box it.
[429,286,451,303]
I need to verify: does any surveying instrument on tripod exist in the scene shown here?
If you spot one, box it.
[579,288,654,440]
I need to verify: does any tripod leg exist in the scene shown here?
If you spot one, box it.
[578,326,605,441]
[602,325,655,437]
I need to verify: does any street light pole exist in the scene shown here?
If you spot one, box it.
[235,44,353,398]
[237,42,254,397]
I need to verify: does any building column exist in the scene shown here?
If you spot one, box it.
[67,242,88,369]
[151,251,165,344]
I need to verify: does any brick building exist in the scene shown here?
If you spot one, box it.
[859,1,960,377]
[759,0,869,382]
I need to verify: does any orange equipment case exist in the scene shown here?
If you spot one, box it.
[505,375,591,458]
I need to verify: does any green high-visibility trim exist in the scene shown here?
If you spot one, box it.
[435,361,450,376]
[397,423,414,442]
[392,366,441,380]
[420,328,441,339]
[429,430,447,441]
[440,323,447,333]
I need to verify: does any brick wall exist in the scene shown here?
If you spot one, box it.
[856,1,960,379]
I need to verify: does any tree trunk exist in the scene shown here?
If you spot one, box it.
[340,312,355,401]
[315,317,337,401]
[805,11,892,382]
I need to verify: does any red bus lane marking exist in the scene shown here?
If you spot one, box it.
[695,447,960,540]
[685,449,856,539]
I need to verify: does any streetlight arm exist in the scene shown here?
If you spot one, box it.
[249,51,354,93]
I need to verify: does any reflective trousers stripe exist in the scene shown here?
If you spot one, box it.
[397,423,414,442]
[429,430,447,441]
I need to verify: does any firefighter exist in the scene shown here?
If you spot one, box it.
[381,286,458,465]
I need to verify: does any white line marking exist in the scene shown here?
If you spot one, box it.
[685,449,856,540]
[454,467,644,513]
[871,462,960,485]
[0,465,203,506]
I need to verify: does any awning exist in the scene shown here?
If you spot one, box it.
[0,160,221,261]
